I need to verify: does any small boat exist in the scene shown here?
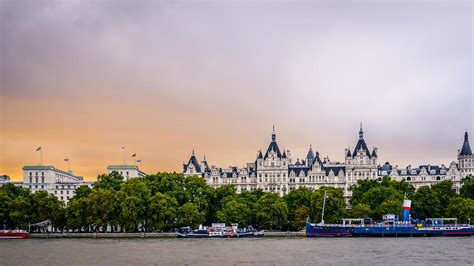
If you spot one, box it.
[177,223,264,238]
[0,230,30,239]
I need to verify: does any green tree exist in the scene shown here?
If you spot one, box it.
[67,197,89,231]
[94,171,124,191]
[350,179,380,206]
[349,204,373,218]
[31,190,66,229]
[149,192,178,231]
[114,179,150,232]
[446,197,474,223]
[310,187,345,223]
[376,198,402,218]
[177,202,205,228]
[255,193,288,230]
[412,186,441,219]
[460,175,474,199]
[431,180,456,215]
[284,187,312,229]
[88,189,114,230]
[216,198,252,227]
[293,205,310,230]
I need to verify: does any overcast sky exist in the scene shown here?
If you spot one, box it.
[1,0,473,181]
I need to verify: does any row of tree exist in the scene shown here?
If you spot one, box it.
[1,173,473,232]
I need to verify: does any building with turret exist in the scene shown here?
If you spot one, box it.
[458,131,473,177]
[183,125,469,199]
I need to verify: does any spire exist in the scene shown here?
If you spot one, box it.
[460,131,472,156]
[192,149,195,156]
[203,155,206,161]
[359,122,364,140]
[306,145,315,164]
[272,125,276,142]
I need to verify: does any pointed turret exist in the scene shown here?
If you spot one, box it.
[352,123,371,158]
[460,131,472,156]
[257,150,263,159]
[306,145,315,166]
[371,147,378,158]
[183,150,202,173]
[264,126,282,159]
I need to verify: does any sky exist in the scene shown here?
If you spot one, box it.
[0,0,473,181]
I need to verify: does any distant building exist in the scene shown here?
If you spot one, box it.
[183,126,469,199]
[22,166,89,204]
[107,165,146,180]
[0,175,10,185]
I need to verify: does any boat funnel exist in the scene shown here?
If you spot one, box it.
[402,199,411,222]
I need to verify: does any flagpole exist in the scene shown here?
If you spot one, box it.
[123,147,126,165]
[40,149,43,165]
[68,160,71,172]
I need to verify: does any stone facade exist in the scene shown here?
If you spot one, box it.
[183,126,472,199]
[22,166,92,204]
[107,165,147,180]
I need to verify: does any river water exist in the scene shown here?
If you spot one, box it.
[1,237,473,265]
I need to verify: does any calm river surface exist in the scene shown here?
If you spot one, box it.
[1,237,473,265]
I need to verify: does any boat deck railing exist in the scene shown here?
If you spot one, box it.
[310,223,472,228]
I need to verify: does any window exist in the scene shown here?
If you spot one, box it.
[61,196,63,200]
[35,177,38,183]
[41,185,44,189]
[29,177,32,183]
[41,177,44,183]
[67,190,69,194]
[60,191,63,194]
[54,191,57,194]
[56,185,58,189]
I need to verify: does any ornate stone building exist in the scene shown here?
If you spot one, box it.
[183,126,471,199]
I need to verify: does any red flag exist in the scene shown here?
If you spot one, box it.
[131,153,136,157]
[36,146,42,151]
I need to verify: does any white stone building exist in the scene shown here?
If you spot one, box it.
[106,165,146,180]
[22,166,91,204]
[183,126,472,199]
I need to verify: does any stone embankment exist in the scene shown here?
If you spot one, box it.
[30,231,305,238]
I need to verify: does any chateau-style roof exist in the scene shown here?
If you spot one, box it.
[460,131,472,156]
[352,123,372,158]
[322,165,346,176]
[183,150,202,173]
[264,127,282,159]
[257,150,263,159]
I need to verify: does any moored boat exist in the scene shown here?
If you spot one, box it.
[0,230,30,239]
[177,223,264,238]
[306,196,474,237]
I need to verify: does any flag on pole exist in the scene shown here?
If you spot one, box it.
[64,158,69,162]
[121,146,125,150]
[36,146,42,151]
[131,153,136,157]
[136,159,142,163]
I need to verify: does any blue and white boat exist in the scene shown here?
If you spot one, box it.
[306,196,474,237]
